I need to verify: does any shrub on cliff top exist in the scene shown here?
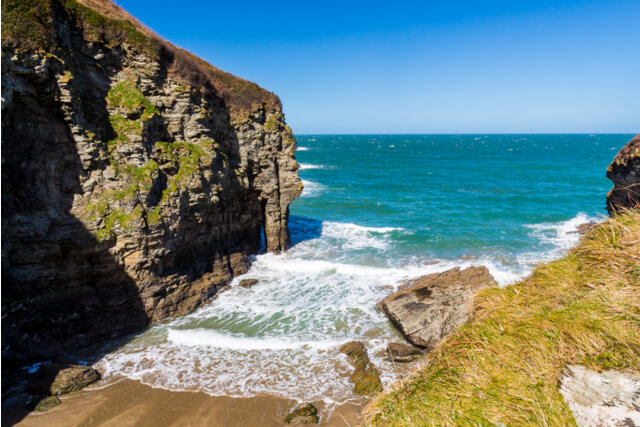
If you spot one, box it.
[367,210,640,426]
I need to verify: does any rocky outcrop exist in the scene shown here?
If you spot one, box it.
[284,403,320,424]
[27,364,100,396]
[386,342,423,363]
[559,365,640,427]
[378,267,497,349]
[339,341,383,396]
[1,0,301,367]
[607,134,640,214]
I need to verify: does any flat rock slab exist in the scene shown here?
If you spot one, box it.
[377,266,497,349]
[559,365,640,427]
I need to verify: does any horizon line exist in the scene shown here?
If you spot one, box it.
[293,132,638,136]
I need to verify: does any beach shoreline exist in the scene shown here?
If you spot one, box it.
[6,377,367,426]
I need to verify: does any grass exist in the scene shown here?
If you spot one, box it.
[367,210,640,427]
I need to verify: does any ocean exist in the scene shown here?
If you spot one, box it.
[96,134,632,406]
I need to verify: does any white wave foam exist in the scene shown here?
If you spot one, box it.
[319,221,405,250]
[524,212,596,250]
[299,163,325,170]
[297,146,310,151]
[168,329,346,351]
[95,213,599,405]
[301,180,325,197]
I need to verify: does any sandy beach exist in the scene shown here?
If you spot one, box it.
[6,378,365,426]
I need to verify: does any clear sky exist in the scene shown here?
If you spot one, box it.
[117,0,639,134]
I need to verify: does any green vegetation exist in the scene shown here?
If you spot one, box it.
[84,81,160,239]
[107,80,158,115]
[2,0,158,54]
[155,139,212,204]
[86,160,158,240]
[106,80,156,156]
[1,0,54,50]
[367,211,640,426]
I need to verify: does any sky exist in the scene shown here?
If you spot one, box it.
[117,0,639,134]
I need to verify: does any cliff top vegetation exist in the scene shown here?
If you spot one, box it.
[1,0,281,115]
[367,210,640,426]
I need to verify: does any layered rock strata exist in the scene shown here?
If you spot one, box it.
[1,0,301,366]
[378,266,497,349]
[607,134,640,214]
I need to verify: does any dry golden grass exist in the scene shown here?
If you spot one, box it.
[366,210,640,426]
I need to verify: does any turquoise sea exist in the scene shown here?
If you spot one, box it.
[97,134,632,405]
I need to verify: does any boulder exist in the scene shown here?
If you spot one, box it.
[34,396,61,412]
[386,342,423,362]
[284,403,320,424]
[607,134,640,214]
[27,364,100,396]
[377,266,497,349]
[559,365,640,426]
[238,278,259,288]
[339,341,383,395]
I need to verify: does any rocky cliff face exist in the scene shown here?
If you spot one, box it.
[607,134,640,214]
[1,0,301,365]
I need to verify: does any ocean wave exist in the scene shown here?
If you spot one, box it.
[167,329,346,351]
[299,163,326,170]
[297,146,310,151]
[300,180,325,197]
[524,212,598,249]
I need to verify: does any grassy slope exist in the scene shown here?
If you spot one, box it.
[367,211,640,426]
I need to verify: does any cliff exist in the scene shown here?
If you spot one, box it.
[607,134,640,213]
[1,0,301,365]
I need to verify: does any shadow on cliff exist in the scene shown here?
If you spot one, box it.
[1,58,150,427]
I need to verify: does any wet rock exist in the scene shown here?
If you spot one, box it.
[33,396,61,412]
[386,342,423,362]
[559,365,640,426]
[238,278,259,288]
[607,134,640,214]
[27,364,100,396]
[284,403,319,424]
[340,341,369,371]
[576,222,599,236]
[340,341,383,395]
[378,266,497,349]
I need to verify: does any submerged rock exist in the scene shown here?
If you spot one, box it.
[559,365,640,426]
[607,134,640,214]
[238,278,259,288]
[27,364,100,396]
[339,341,383,395]
[386,342,423,362]
[33,396,61,412]
[284,403,320,424]
[377,266,497,349]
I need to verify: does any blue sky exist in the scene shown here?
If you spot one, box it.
[118,0,639,134]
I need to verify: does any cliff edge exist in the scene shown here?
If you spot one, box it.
[607,134,640,213]
[1,0,301,365]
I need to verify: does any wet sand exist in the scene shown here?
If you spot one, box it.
[8,378,366,426]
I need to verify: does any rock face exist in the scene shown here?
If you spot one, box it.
[339,341,383,395]
[559,365,640,427]
[1,0,301,367]
[607,134,640,214]
[27,364,101,396]
[378,267,497,349]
